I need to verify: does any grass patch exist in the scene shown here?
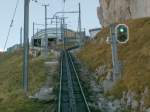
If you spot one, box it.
[0,49,53,112]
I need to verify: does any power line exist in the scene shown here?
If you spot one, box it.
[4,0,20,50]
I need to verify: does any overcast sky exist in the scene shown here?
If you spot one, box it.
[0,0,100,51]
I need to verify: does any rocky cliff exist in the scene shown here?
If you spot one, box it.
[97,0,150,26]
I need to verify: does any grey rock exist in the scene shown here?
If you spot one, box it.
[91,81,103,94]
[102,80,114,93]
[113,100,121,109]
[31,87,55,102]
[131,100,139,111]
[145,108,150,112]
[97,0,150,26]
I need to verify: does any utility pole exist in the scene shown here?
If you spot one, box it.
[49,16,66,43]
[37,28,39,38]
[32,22,35,48]
[42,4,49,58]
[20,27,23,47]
[23,0,30,96]
[50,16,59,43]
[53,11,79,47]
[110,24,119,81]
[65,24,68,38]
[56,16,58,42]
[61,18,65,49]
[33,22,35,39]
[37,28,41,51]
[78,3,82,47]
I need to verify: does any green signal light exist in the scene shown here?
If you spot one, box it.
[119,28,124,32]
[115,24,129,44]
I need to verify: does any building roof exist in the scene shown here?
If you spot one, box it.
[89,28,101,32]
[33,27,75,39]
[33,27,61,39]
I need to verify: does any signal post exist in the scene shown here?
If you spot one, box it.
[110,24,129,81]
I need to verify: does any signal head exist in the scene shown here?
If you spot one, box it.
[115,24,129,44]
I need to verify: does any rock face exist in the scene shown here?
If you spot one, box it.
[97,0,150,26]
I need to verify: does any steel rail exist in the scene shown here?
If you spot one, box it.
[64,51,77,112]
[58,50,91,112]
[58,52,63,112]
[68,52,91,112]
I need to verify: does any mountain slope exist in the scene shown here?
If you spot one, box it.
[0,49,49,112]
[78,17,150,106]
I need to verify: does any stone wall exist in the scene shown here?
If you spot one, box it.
[97,0,150,26]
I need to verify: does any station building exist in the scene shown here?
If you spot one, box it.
[30,27,85,57]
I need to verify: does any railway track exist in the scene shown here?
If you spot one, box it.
[58,50,91,112]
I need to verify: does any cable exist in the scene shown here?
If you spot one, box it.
[4,0,20,50]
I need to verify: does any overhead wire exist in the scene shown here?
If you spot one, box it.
[4,0,20,50]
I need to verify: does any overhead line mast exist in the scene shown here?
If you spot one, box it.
[23,0,30,96]
[42,4,49,58]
